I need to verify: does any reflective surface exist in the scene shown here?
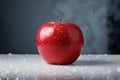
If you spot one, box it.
[0,54,120,80]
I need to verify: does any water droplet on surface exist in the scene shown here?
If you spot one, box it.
[9,64,13,68]
[106,70,111,74]
[104,54,107,57]
[6,70,10,74]
[15,68,19,73]
[84,66,87,69]
[73,68,77,72]
[106,58,110,61]
[8,53,13,56]
[95,55,100,58]
[22,72,25,75]
[15,77,19,80]
[1,72,5,76]
[102,71,105,75]
[117,66,120,72]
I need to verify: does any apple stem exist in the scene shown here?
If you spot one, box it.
[59,18,62,24]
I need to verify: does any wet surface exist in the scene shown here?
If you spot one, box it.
[0,54,120,80]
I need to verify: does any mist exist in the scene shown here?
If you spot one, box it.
[54,0,110,54]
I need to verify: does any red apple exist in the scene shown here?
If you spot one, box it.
[36,19,84,65]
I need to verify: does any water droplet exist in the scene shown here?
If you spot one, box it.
[106,58,110,61]
[117,66,120,72]
[1,72,4,76]
[8,53,13,56]
[15,68,19,73]
[90,71,95,75]
[95,55,100,58]
[104,54,107,56]
[6,70,10,74]
[26,54,29,56]
[9,64,13,68]
[73,68,77,72]
[22,72,25,75]
[84,66,87,68]
[102,71,105,75]
[15,77,19,80]
[106,70,111,74]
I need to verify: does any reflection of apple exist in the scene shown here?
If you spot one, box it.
[37,68,83,80]
[37,72,83,80]
[36,19,84,65]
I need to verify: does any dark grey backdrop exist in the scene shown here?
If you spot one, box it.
[0,0,120,54]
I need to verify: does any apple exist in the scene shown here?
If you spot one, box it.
[36,18,84,65]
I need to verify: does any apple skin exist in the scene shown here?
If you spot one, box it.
[36,22,84,65]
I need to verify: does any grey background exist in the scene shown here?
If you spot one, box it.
[0,0,120,54]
